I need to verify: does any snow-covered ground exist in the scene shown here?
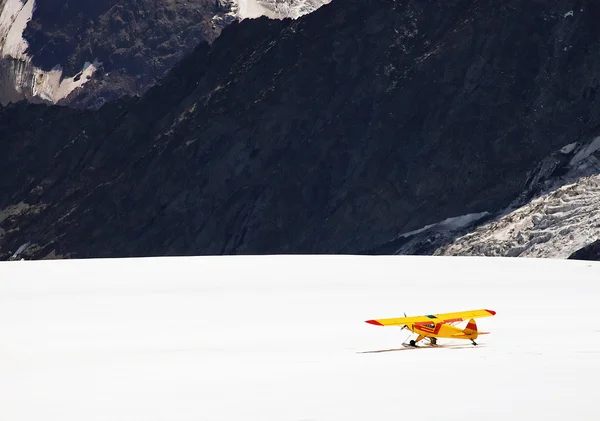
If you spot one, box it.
[1,255,599,421]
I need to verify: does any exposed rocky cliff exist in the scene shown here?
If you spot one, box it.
[2,0,600,260]
[386,137,600,259]
[22,0,226,108]
[0,0,329,108]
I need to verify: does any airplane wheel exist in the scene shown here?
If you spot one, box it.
[409,340,416,347]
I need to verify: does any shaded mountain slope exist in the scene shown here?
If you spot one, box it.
[20,0,226,108]
[0,0,329,108]
[2,0,600,259]
[569,240,600,260]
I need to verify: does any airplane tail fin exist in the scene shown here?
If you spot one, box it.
[462,318,479,339]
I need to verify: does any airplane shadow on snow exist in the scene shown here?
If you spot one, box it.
[358,343,484,354]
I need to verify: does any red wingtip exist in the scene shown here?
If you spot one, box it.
[486,309,496,316]
[365,320,384,326]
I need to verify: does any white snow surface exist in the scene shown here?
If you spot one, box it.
[236,0,274,18]
[235,0,331,19]
[1,255,600,421]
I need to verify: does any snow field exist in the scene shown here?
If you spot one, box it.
[1,255,599,421]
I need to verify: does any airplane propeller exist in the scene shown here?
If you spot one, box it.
[401,312,408,330]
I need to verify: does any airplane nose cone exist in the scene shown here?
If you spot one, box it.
[365,320,384,326]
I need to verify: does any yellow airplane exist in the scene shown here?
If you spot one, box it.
[365,309,496,347]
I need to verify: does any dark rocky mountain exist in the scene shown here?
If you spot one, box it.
[569,240,600,260]
[22,0,227,109]
[24,0,221,74]
[0,0,328,108]
[2,0,600,260]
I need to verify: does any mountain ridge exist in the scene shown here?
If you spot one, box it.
[2,0,600,260]
[0,0,329,108]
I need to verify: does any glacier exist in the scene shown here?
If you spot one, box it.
[1,254,599,421]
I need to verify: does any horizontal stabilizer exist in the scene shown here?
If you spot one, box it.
[452,332,489,337]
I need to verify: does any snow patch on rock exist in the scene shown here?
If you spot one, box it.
[398,212,490,239]
[0,0,32,59]
[233,0,331,20]
[560,142,578,154]
[570,136,600,166]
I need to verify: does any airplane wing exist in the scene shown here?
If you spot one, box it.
[365,309,496,326]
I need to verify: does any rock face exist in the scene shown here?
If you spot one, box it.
[0,0,330,108]
[569,240,600,260]
[7,0,225,108]
[406,136,600,259]
[2,0,600,260]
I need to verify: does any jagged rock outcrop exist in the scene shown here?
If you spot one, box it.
[2,0,600,259]
[410,137,600,259]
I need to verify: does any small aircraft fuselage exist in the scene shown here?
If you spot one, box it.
[410,320,478,340]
